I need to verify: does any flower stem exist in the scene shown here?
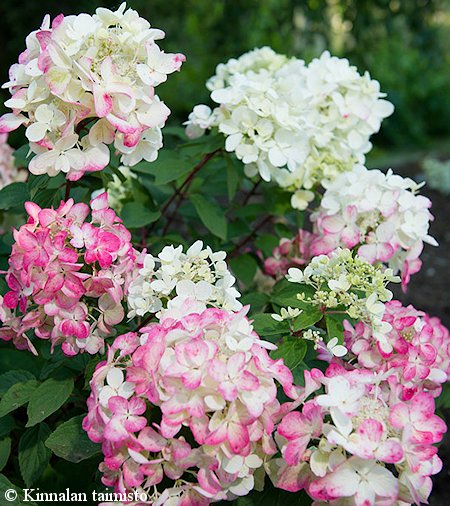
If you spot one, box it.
[229,214,273,258]
[158,148,222,236]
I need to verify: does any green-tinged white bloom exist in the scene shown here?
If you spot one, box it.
[286,249,400,342]
[271,306,302,322]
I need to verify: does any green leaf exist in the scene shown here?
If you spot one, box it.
[240,292,269,314]
[271,279,315,309]
[293,307,323,331]
[0,437,11,472]
[0,182,30,210]
[271,338,307,370]
[14,144,32,168]
[45,415,101,463]
[229,254,258,286]
[0,474,38,506]
[18,424,51,486]
[121,202,160,228]
[226,158,240,201]
[190,194,227,240]
[252,314,289,338]
[325,314,346,344]
[26,377,74,427]
[0,370,36,397]
[436,383,450,410]
[255,234,279,257]
[154,162,192,185]
[0,416,15,438]
[0,380,38,417]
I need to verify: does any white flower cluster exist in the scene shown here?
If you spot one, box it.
[185,48,394,210]
[127,240,242,318]
[0,2,184,180]
[287,248,400,348]
[311,164,437,287]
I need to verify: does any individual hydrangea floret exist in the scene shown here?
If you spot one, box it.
[0,192,138,356]
[83,299,297,505]
[310,164,437,289]
[127,240,241,318]
[0,3,185,180]
[185,48,394,209]
[286,248,400,347]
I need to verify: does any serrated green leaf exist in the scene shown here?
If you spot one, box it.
[252,314,290,338]
[0,380,38,417]
[271,338,307,370]
[271,279,315,310]
[229,254,258,286]
[19,424,51,486]
[121,202,160,228]
[26,377,74,427]
[0,370,36,397]
[45,415,101,463]
[190,194,227,240]
[293,307,323,331]
[0,182,30,210]
[325,314,346,344]
[0,437,11,472]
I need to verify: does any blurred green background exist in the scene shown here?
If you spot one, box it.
[1,0,450,151]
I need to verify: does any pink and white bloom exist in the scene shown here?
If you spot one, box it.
[0,3,185,179]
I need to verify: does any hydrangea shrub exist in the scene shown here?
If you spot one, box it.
[0,4,448,506]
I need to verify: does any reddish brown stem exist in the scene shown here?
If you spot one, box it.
[242,178,261,206]
[64,181,71,201]
[229,215,273,258]
[161,148,222,236]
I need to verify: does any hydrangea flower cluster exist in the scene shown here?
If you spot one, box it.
[269,363,447,506]
[0,3,185,180]
[0,192,137,356]
[263,229,315,279]
[286,248,399,343]
[185,48,394,209]
[345,300,450,399]
[310,164,437,288]
[83,300,297,504]
[127,240,241,319]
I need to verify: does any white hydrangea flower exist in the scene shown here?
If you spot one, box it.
[185,48,394,209]
[127,240,242,318]
[286,248,400,345]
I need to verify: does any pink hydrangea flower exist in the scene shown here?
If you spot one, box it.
[310,165,437,289]
[264,229,315,279]
[83,301,297,504]
[0,192,138,356]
